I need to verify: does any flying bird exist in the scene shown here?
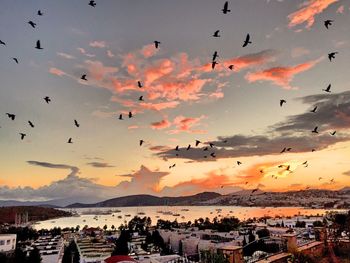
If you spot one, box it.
[237,161,242,165]
[318,177,323,181]
[222,1,231,14]
[212,51,219,61]
[169,164,176,169]
[251,188,259,194]
[242,34,252,47]
[128,112,133,118]
[0,40,5,45]
[312,126,319,134]
[323,84,331,93]
[81,74,87,81]
[12,58,19,64]
[139,96,144,101]
[44,96,51,104]
[195,140,201,147]
[186,144,191,150]
[74,120,80,128]
[228,65,234,70]
[67,138,73,144]
[19,133,26,140]
[28,21,36,28]
[28,121,34,128]
[89,0,96,7]
[154,41,161,49]
[203,147,208,151]
[210,152,216,158]
[330,131,336,136]
[328,52,338,61]
[211,61,218,70]
[137,81,143,88]
[213,30,220,37]
[35,40,43,50]
[6,113,15,120]
[280,99,286,107]
[118,114,123,120]
[209,143,215,148]
[37,10,43,16]
[324,20,333,29]
[139,140,144,146]
[310,106,317,113]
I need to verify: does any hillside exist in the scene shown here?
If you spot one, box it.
[0,206,72,224]
[66,192,222,208]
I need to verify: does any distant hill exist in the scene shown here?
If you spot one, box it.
[0,206,71,224]
[66,192,222,208]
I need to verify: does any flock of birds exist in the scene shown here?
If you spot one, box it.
[0,2,340,192]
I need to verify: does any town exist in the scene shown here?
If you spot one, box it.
[0,208,349,263]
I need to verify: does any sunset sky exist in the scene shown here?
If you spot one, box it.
[0,0,350,203]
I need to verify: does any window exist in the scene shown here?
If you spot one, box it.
[6,240,11,245]
[0,240,4,246]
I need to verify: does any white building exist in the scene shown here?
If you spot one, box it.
[0,234,16,252]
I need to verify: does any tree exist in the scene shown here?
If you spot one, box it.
[111,225,115,231]
[256,228,270,239]
[62,241,80,263]
[295,221,306,228]
[13,247,27,263]
[27,247,42,263]
[112,230,130,256]
[103,224,108,231]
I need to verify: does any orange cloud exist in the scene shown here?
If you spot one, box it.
[151,119,171,130]
[169,115,206,134]
[141,44,158,58]
[288,0,338,29]
[245,59,320,89]
[139,101,180,111]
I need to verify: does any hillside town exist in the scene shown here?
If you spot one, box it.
[0,208,349,263]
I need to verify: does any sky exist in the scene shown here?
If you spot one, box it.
[0,0,350,203]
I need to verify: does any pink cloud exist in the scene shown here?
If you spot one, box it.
[128,125,139,130]
[151,119,171,130]
[141,44,158,58]
[288,0,339,29]
[107,50,115,58]
[168,115,207,134]
[139,101,180,111]
[245,59,321,89]
[89,41,106,48]
[49,67,67,77]
[336,5,344,13]
[57,52,75,59]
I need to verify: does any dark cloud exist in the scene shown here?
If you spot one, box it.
[157,91,350,161]
[86,162,115,168]
[27,161,79,177]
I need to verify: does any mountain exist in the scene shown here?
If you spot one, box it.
[66,192,222,208]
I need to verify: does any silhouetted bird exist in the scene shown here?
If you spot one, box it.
[203,147,208,151]
[12,58,18,64]
[312,149,316,152]
[318,177,322,180]
[128,112,133,118]
[211,61,218,70]
[312,126,319,134]
[302,161,308,166]
[139,96,144,101]
[330,178,334,183]
[169,164,176,169]
[89,0,96,7]
[280,147,291,153]
[44,96,51,104]
[310,106,317,113]
[213,30,220,37]
[0,40,6,45]
[37,10,43,16]
[324,20,333,29]
[81,74,87,81]
[74,120,80,128]
[28,21,36,28]
[137,81,142,88]
[210,152,216,158]
[323,84,331,93]
[6,113,15,120]
[251,188,258,194]
[280,99,286,107]
[222,1,231,14]
[228,65,234,70]
[119,114,123,120]
[328,52,338,61]
[195,140,201,147]
[19,133,26,140]
[35,40,43,50]
[237,161,242,165]
[330,131,336,136]
[209,143,214,148]
[139,140,144,146]
[67,138,73,144]
[242,34,252,47]
[187,144,191,150]
[175,146,179,151]
[154,41,161,49]
[212,51,219,61]
[28,121,34,128]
